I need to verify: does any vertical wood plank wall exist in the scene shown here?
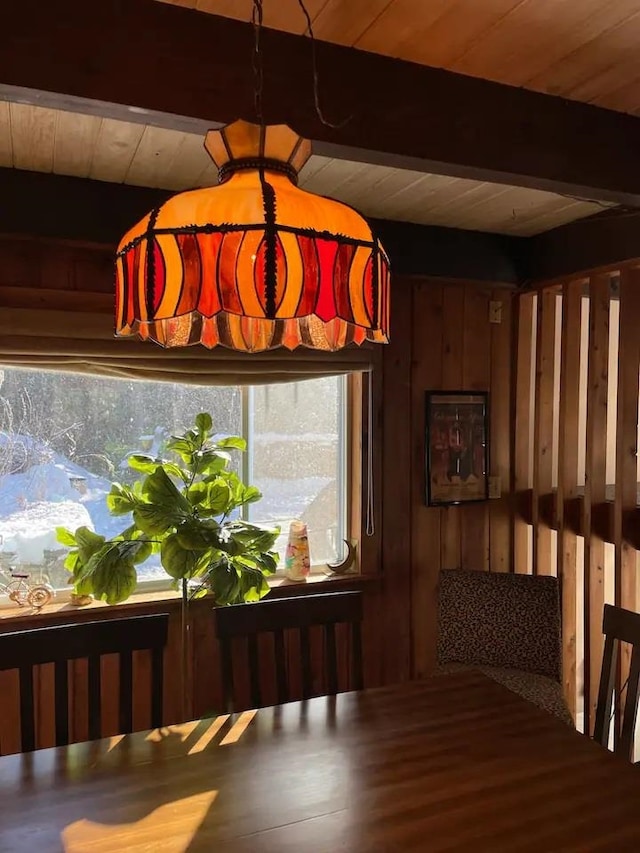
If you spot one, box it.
[515,268,640,732]
[411,280,513,676]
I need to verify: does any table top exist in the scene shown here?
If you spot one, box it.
[1,670,639,852]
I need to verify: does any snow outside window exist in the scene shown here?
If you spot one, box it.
[0,368,347,592]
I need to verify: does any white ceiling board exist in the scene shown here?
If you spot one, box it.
[0,101,608,236]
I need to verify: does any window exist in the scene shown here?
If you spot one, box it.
[0,367,348,593]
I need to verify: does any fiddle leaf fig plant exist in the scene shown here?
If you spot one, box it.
[56,413,279,605]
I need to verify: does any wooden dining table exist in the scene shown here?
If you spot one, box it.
[1,669,639,852]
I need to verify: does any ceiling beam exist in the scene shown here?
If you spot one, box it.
[0,168,522,284]
[4,0,640,206]
[523,209,640,284]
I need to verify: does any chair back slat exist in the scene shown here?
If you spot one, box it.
[219,637,235,714]
[594,633,618,747]
[214,591,363,712]
[54,660,70,747]
[325,624,338,695]
[248,634,261,708]
[0,614,169,755]
[620,645,640,761]
[351,620,364,691]
[88,654,102,741]
[150,646,164,730]
[595,603,640,760]
[18,666,35,753]
[118,649,134,735]
[300,626,313,699]
[274,630,288,705]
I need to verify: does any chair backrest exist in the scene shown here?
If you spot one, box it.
[214,591,363,712]
[0,614,169,753]
[594,603,640,761]
[437,569,562,680]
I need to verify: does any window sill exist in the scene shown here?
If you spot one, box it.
[0,572,379,631]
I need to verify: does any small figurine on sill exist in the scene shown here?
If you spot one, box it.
[284,520,311,581]
[0,568,55,610]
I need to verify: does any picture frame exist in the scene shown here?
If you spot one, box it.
[425,390,489,506]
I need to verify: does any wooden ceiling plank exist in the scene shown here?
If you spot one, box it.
[354,0,451,55]
[0,101,13,167]
[89,119,146,184]
[188,0,328,34]
[451,0,639,88]
[509,202,603,237]
[299,158,371,197]
[9,103,56,173]
[298,155,334,184]
[53,110,102,178]
[124,126,192,188]
[312,0,395,46]
[157,130,211,190]
[525,6,640,103]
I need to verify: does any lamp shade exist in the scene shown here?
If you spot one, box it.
[115,120,390,352]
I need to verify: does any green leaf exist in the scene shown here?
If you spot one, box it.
[75,527,106,563]
[175,520,220,551]
[186,482,208,506]
[142,468,191,514]
[195,412,213,433]
[106,482,137,515]
[216,436,247,451]
[56,527,77,547]
[208,560,241,605]
[201,481,232,515]
[165,436,196,463]
[133,503,179,536]
[92,558,137,605]
[194,450,228,477]
[162,462,189,483]
[128,539,153,565]
[161,534,207,580]
[127,454,160,474]
[63,551,80,573]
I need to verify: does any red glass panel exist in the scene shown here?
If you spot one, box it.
[315,240,339,323]
[152,240,166,314]
[334,243,356,322]
[175,234,202,316]
[297,237,319,316]
[218,231,245,314]
[196,232,223,316]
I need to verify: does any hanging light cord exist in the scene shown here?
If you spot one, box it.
[250,0,350,129]
[295,0,351,129]
[251,0,265,126]
[366,369,375,536]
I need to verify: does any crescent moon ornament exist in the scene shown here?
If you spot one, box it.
[326,539,357,575]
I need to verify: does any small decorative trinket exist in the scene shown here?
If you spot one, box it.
[0,569,55,610]
[284,520,311,581]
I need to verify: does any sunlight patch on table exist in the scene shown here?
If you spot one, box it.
[219,709,256,745]
[61,790,218,852]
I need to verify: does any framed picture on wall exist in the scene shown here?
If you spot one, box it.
[425,391,489,506]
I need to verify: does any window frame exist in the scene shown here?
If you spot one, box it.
[0,370,362,609]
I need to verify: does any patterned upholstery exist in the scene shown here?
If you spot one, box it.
[436,662,573,726]
[438,569,562,680]
[437,569,571,724]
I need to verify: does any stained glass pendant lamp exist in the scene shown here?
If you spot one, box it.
[115,119,390,352]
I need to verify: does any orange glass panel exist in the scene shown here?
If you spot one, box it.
[222,121,263,160]
[155,235,184,320]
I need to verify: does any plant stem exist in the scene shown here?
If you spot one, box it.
[181,577,190,722]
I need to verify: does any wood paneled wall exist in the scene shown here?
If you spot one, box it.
[515,269,640,733]
[0,235,515,753]
[407,281,513,677]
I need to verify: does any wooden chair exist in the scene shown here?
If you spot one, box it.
[0,614,169,753]
[214,591,363,712]
[594,603,640,761]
